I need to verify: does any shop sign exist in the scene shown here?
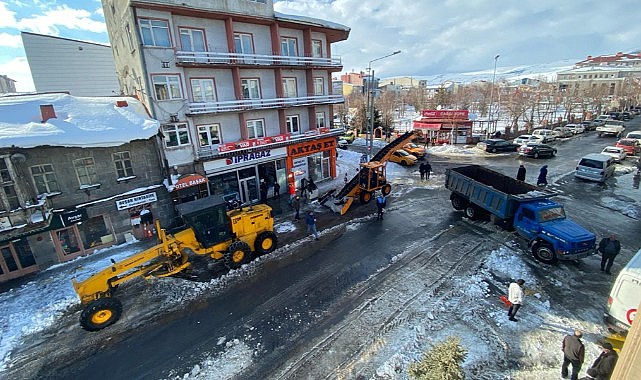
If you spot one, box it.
[413,122,442,131]
[218,134,291,152]
[116,192,157,211]
[204,147,287,173]
[225,150,272,165]
[60,209,87,227]
[288,138,335,157]
[421,110,469,119]
[291,157,309,185]
[173,174,208,191]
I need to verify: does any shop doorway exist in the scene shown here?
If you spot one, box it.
[238,167,258,204]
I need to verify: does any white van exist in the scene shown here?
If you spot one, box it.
[604,248,641,334]
[574,153,615,182]
[532,129,556,143]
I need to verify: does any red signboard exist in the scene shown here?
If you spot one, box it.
[421,110,469,119]
[217,134,291,152]
[413,122,442,130]
[173,174,208,191]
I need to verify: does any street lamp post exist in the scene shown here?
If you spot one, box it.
[487,54,499,137]
[366,50,401,161]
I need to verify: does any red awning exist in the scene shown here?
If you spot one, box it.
[173,174,208,191]
[413,122,442,131]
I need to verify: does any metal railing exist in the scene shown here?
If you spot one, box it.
[187,94,344,115]
[175,51,342,67]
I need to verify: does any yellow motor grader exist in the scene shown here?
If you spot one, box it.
[72,195,277,331]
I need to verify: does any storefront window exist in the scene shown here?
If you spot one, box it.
[78,216,112,249]
[307,152,332,183]
[57,228,81,257]
[209,172,240,200]
[13,238,36,268]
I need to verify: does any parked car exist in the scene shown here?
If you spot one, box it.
[389,149,417,166]
[476,139,520,153]
[531,129,556,143]
[580,121,596,131]
[339,130,355,143]
[565,124,585,134]
[402,143,426,158]
[592,119,606,128]
[615,138,641,156]
[513,134,544,145]
[518,143,557,158]
[337,139,349,150]
[626,131,641,141]
[553,126,573,138]
[600,146,627,162]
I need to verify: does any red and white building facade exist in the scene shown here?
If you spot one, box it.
[103,0,350,204]
[413,110,473,144]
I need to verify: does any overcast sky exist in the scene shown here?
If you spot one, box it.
[1,0,641,92]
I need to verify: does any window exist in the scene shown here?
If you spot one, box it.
[73,157,97,186]
[179,28,206,52]
[198,124,221,146]
[316,112,325,129]
[286,115,300,134]
[0,159,11,182]
[139,19,171,47]
[314,77,324,95]
[281,37,297,56]
[30,164,59,194]
[282,78,297,98]
[125,24,135,51]
[234,33,254,54]
[113,152,134,178]
[241,79,261,99]
[153,75,182,100]
[247,119,265,139]
[162,124,190,147]
[191,78,216,102]
[312,40,322,57]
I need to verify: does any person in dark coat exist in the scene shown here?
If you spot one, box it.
[517,164,527,181]
[292,195,301,221]
[273,181,280,197]
[305,210,319,240]
[375,193,387,220]
[583,342,618,380]
[598,234,621,275]
[419,163,426,180]
[561,330,585,380]
[260,179,268,202]
[537,165,548,187]
[424,161,432,179]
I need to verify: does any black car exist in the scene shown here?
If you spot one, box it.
[477,138,520,153]
[518,143,557,158]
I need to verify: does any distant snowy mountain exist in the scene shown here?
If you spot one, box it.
[389,58,578,85]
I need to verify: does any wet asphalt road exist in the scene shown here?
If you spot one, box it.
[48,119,641,379]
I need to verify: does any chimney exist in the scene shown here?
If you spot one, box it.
[587,55,592,60]
[40,104,56,122]
[116,100,128,107]
[617,52,623,56]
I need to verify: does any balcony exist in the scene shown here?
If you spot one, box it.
[187,94,344,115]
[0,198,53,236]
[175,51,342,69]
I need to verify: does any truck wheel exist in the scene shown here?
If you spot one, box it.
[381,184,392,196]
[464,205,481,220]
[450,194,468,210]
[359,191,372,204]
[532,242,558,264]
[534,152,540,158]
[225,241,251,269]
[80,297,123,332]
[255,231,278,256]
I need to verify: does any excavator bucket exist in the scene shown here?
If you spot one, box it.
[340,198,354,215]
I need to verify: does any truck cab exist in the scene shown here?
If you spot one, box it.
[513,199,596,263]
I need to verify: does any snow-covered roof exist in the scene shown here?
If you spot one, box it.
[0,93,160,148]
[274,11,350,32]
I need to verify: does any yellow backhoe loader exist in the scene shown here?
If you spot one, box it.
[72,195,277,331]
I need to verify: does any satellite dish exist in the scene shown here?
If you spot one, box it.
[10,153,26,163]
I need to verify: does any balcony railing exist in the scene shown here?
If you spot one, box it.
[175,51,342,68]
[187,94,344,115]
[0,199,52,234]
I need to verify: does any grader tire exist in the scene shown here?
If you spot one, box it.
[255,231,278,256]
[225,241,251,269]
[359,191,373,204]
[381,184,392,196]
[80,297,123,332]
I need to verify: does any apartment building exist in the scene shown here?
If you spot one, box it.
[558,52,641,96]
[102,0,350,204]
[0,93,173,282]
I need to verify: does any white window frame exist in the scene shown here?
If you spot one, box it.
[153,75,183,100]
[139,19,171,47]
[198,124,221,146]
[281,37,297,56]
[30,164,59,194]
[283,78,297,98]
[73,157,97,186]
[179,27,206,52]
[113,151,134,178]
[314,77,324,95]
[162,124,190,147]
[234,33,254,54]
[241,78,261,99]
[286,115,300,134]
[312,40,322,58]
[316,112,325,129]
[247,119,265,139]
[191,78,216,102]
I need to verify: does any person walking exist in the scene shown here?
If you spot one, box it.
[259,179,268,202]
[537,165,548,187]
[273,181,280,197]
[419,163,426,180]
[561,330,585,380]
[292,195,301,221]
[305,210,319,240]
[517,164,527,181]
[507,279,525,322]
[375,193,387,220]
[598,234,621,275]
[288,182,296,206]
[424,160,432,179]
[583,342,618,380]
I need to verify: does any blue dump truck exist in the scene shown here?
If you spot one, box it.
[445,165,596,264]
